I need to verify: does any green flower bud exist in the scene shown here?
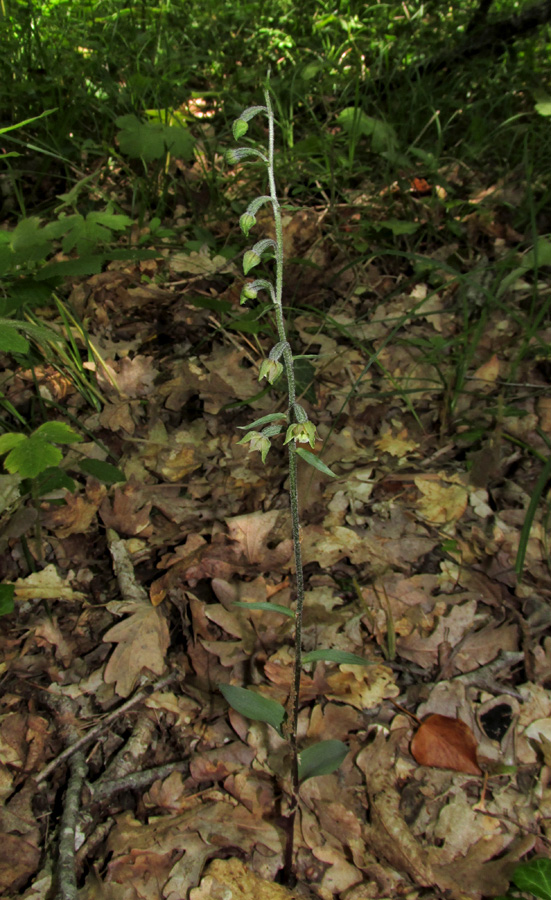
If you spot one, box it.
[259,359,284,384]
[243,250,261,275]
[239,213,256,237]
[233,119,249,140]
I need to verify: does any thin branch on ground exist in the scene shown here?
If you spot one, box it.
[36,671,177,784]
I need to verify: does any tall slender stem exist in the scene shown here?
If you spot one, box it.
[265,85,305,885]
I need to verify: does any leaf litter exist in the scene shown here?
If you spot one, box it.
[0,172,551,899]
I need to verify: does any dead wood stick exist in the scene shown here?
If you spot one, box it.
[36,671,177,784]
[89,759,190,803]
[56,749,87,900]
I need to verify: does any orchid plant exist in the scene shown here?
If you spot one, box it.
[219,79,369,884]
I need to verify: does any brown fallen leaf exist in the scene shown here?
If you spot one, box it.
[103,602,169,697]
[411,714,482,775]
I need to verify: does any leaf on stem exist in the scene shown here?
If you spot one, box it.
[296,448,336,477]
[234,601,295,618]
[237,413,287,430]
[302,649,373,666]
[298,740,348,781]
[219,684,286,736]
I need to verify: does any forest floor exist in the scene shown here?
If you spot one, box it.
[1,155,551,900]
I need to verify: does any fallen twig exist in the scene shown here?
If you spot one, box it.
[56,749,87,900]
[36,671,177,784]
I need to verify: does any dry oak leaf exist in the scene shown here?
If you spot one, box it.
[99,399,138,434]
[191,858,295,900]
[326,663,398,710]
[100,477,153,537]
[411,714,482,775]
[375,428,420,458]
[103,600,169,697]
[42,484,105,537]
[469,354,500,394]
[414,474,468,526]
[13,564,86,602]
[226,509,279,565]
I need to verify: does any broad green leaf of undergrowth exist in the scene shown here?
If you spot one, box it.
[0,323,29,354]
[219,684,285,736]
[0,436,62,478]
[28,466,75,497]
[116,114,167,161]
[0,424,81,478]
[337,108,398,154]
[116,114,195,162]
[34,422,82,444]
[57,212,134,255]
[512,858,551,900]
[10,217,52,263]
[298,740,348,781]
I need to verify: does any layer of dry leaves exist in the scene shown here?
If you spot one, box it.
[1,165,551,900]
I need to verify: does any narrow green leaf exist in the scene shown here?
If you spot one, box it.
[516,456,551,578]
[513,858,551,900]
[234,601,295,618]
[0,584,15,617]
[302,650,372,666]
[296,448,336,477]
[237,413,287,430]
[79,459,126,484]
[298,740,348,782]
[219,684,285,735]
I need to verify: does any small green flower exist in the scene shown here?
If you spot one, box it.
[237,430,271,463]
[259,359,283,384]
[284,421,317,448]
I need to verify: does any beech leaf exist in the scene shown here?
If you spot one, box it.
[410,713,482,775]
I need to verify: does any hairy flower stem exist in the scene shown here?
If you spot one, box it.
[265,86,304,884]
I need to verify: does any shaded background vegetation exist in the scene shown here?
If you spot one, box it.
[1,0,550,225]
